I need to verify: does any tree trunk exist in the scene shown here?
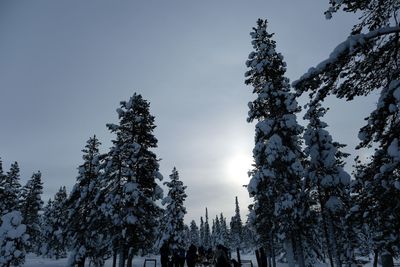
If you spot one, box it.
[271,237,276,267]
[260,247,268,267]
[236,247,241,266]
[267,248,272,267]
[255,249,261,267]
[318,186,334,267]
[327,213,342,267]
[127,247,134,267]
[284,239,295,267]
[321,212,334,267]
[295,235,305,267]
[119,246,126,267]
[113,250,117,267]
[381,253,394,267]
[373,250,378,267]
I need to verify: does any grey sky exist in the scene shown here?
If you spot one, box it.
[0,1,377,224]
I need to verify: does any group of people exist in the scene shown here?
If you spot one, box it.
[160,243,233,267]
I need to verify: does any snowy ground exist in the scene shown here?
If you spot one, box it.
[23,253,382,267]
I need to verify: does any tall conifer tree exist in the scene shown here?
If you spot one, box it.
[20,171,44,253]
[160,167,187,250]
[303,104,353,266]
[200,217,205,247]
[101,94,163,267]
[2,162,21,215]
[66,136,109,267]
[245,19,306,267]
[230,197,243,251]
[40,187,68,259]
[204,208,211,249]
[189,220,200,247]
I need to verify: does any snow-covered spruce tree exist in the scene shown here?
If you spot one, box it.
[183,224,190,249]
[19,171,43,253]
[203,208,211,249]
[293,2,400,266]
[303,103,354,266]
[199,216,205,247]
[245,19,307,267]
[351,147,400,267]
[230,197,243,251]
[211,216,220,247]
[219,213,229,248]
[189,220,200,247]
[101,94,163,267]
[65,135,110,267]
[0,211,29,267]
[40,187,68,259]
[212,214,229,248]
[1,162,21,216]
[211,218,215,247]
[159,167,187,251]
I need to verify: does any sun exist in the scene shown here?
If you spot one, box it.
[225,153,253,186]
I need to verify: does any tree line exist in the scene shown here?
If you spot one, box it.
[0,94,255,267]
[1,1,399,267]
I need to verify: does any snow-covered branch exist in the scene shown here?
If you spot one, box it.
[293,26,400,89]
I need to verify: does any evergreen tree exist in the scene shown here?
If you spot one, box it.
[230,197,243,251]
[211,215,228,247]
[2,162,21,215]
[199,217,205,248]
[189,220,200,246]
[211,217,217,247]
[204,208,211,249]
[20,171,44,253]
[160,167,187,250]
[352,148,400,267]
[101,94,163,267]
[303,103,353,266]
[245,19,306,267]
[183,224,190,249]
[40,187,68,259]
[0,211,29,267]
[293,2,400,265]
[65,136,110,267]
[219,213,229,248]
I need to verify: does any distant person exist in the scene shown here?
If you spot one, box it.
[172,248,185,267]
[160,243,170,267]
[178,247,186,267]
[206,248,214,263]
[186,244,198,267]
[231,259,240,267]
[214,245,231,267]
[198,246,206,262]
[172,249,179,267]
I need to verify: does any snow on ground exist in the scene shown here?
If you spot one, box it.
[23,253,382,267]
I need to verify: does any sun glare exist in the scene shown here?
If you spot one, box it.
[225,153,253,186]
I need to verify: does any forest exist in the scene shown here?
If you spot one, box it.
[1,1,399,267]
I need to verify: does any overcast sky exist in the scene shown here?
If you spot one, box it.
[0,1,378,224]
